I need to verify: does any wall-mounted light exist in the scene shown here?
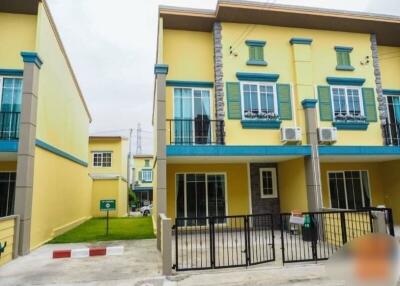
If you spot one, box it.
[229,46,238,57]
[360,56,370,65]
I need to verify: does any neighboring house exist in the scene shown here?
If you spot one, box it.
[89,136,128,218]
[132,155,153,207]
[152,0,400,241]
[0,0,92,259]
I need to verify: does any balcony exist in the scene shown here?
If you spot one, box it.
[384,123,400,146]
[166,118,225,145]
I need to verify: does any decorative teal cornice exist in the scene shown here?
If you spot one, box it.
[0,140,18,152]
[290,38,313,45]
[319,146,400,156]
[154,64,169,75]
[335,46,353,52]
[133,186,153,192]
[336,65,355,71]
[383,89,400,95]
[301,99,318,109]
[326,77,365,86]
[246,60,268,66]
[245,40,266,47]
[0,69,23,77]
[166,145,312,157]
[35,139,88,167]
[166,80,214,88]
[20,51,43,69]
[241,120,281,129]
[332,121,369,130]
[236,72,279,82]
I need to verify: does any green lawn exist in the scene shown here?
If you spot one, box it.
[50,217,155,243]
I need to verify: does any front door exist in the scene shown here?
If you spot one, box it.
[386,95,400,145]
[0,172,16,217]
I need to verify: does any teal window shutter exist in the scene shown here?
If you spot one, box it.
[362,88,377,122]
[226,82,242,119]
[318,86,333,121]
[277,84,292,120]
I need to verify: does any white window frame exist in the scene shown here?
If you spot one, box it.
[141,169,153,182]
[240,81,278,120]
[259,168,278,199]
[327,170,372,210]
[330,85,364,119]
[92,151,112,167]
[175,172,228,221]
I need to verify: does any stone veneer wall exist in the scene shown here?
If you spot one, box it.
[213,22,225,144]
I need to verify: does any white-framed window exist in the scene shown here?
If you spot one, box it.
[141,169,153,182]
[331,86,364,120]
[176,173,227,225]
[240,82,278,119]
[92,152,112,167]
[328,170,371,210]
[0,76,23,112]
[259,168,278,198]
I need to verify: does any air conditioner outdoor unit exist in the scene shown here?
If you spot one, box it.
[281,127,301,143]
[318,127,338,144]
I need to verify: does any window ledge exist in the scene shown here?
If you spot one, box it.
[336,65,355,71]
[332,121,369,130]
[246,60,268,66]
[241,120,282,129]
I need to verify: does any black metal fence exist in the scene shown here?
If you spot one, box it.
[384,123,400,146]
[173,214,275,271]
[166,119,225,145]
[0,112,20,140]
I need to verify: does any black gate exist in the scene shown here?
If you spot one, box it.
[173,214,275,271]
[280,210,379,264]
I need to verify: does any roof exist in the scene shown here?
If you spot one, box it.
[133,154,153,159]
[160,0,400,46]
[0,0,39,15]
[89,136,128,141]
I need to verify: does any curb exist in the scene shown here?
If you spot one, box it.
[53,246,124,259]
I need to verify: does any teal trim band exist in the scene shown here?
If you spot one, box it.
[301,99,318,109]
[383,89,400,95]
[241,120,281,129]
[20,51,43,69]
[326,77,365,86]
[246,60,268,66]
[166,80,214,88]
[134,187,153,192]
[335,46,353,52]
[236,72,279,82]
[154,64,169,75]
[0,69,23,77]
[290,38,313,45]
[245,40,266,47]
[332,121,369,130]
[319,146,400,156]
[35,139,88,167]
[336,65,355,71]
[0,140,18,152]
[167,145,312,157]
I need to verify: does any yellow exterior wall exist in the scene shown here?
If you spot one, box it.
[133,156,153,189]
[378,46,400,90]
[0,12,36,68]
[30,3,92,250]
[30,147,92,250]
[91,179,127,217]
[278,158,308,212]
[380,160,400,224]
[89,138,127,176]
[166,164,249,221]
[0,162,17,172]
[0,216,16,266]
[320,162,386,209]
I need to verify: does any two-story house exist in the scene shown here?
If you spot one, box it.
[132,154,153,208]
[152,1,400,240]
[89,136,128,217]
[0,0,92,258]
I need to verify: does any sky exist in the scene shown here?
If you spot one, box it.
[47,0,400,154]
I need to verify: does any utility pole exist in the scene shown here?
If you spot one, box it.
[127,128,133,215]
[136,123,142,155]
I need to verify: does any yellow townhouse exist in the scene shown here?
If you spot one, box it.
[152,0,400,244]
[89,136,128,218]
[0,0,92,264]
[132,155,154,208]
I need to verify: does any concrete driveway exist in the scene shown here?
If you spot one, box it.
[0,239,162,286]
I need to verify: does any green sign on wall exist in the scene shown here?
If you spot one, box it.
[100,199,116,211]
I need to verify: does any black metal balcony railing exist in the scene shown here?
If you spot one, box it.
[384,123,400,146]
[167,118,225,145]
[0,112,20,140]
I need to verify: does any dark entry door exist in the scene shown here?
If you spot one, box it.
[0,172,16,217]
